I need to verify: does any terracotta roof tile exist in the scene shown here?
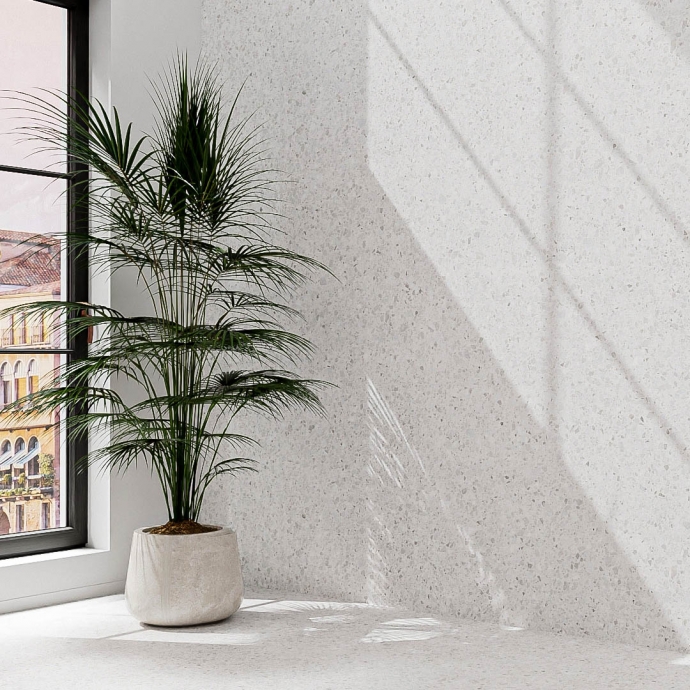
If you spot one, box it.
[0,231,60,287]
[0,229,58,246]
[0,248,60,286]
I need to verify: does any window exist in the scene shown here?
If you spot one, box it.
[27,358,37,394]
[28,457,39,477]
[0,0,88,557]
[13,361,23,402]
[0,442,9,490]
[17,313,26,345]
[40,502,50,530]
[0,363,9,407]
[27,437,39,477]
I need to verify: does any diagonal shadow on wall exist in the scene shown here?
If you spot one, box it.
[355,175,679,649]
[636,0,690,64]
[364,0,690,651]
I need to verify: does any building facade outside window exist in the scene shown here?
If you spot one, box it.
[0,0,88,557]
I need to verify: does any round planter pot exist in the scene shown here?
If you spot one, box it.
[125,526,243,627]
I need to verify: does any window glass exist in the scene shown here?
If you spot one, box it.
[0,172,66,240]
[0,0,67,171]
[0,0,71,539]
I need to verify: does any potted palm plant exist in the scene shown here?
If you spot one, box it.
[3,59,328,626]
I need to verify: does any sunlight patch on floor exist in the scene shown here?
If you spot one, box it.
[114,630,264,646]
[247,600,379,614]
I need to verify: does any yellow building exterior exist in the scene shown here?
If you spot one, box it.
[0,230,62,535]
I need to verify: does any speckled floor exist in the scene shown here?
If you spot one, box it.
[0,592,689,689]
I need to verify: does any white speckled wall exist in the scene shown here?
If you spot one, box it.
[201,0,690,651]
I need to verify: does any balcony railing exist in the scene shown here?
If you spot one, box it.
[0,480,52,496]
[0,326,48,347]
[30,327,46,344]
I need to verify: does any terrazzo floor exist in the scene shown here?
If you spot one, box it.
[0,591,688,689]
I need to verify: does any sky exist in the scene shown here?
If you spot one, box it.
[0,0,67,239]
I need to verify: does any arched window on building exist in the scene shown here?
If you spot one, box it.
[13,361,24,402]
[27,457,39,476]
[27,359,38,396]
[13,438,26,485]
[0,441,11,487]
[27,437,39,474]
[0,362,10,407]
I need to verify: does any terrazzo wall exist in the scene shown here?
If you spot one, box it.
[201,0,690,651]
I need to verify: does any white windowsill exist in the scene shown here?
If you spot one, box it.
[0,545,107,568]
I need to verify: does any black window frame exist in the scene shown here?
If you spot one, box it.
[0,0,88,558]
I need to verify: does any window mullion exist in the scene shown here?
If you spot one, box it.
[0,164,68,180]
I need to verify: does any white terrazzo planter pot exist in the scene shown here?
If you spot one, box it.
[125,526,244,626]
